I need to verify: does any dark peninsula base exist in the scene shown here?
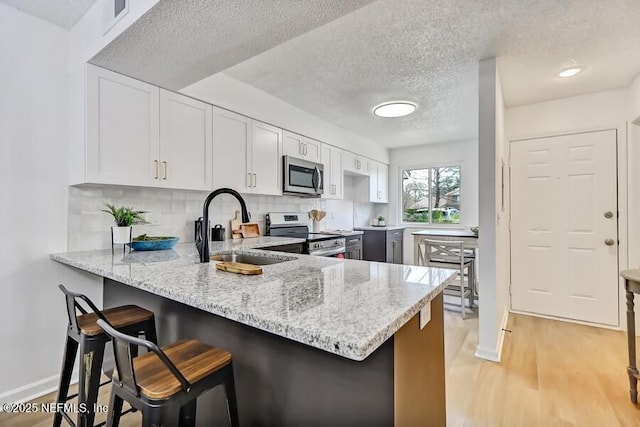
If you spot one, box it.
[104,278,446,426]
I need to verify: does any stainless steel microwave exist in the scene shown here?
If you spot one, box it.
[282,155,324,197]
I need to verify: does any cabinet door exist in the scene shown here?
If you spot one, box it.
[368,160,379,201]
[283,130,304,158]
[331,147,343,199]
[302,137,321,162]
[159,90,212,190]
[377,163,389,203]
[250,120,282,195]
[212,107,250,192]
[343,151,358,173]
[321,144,343,199]
[86,65,159,186]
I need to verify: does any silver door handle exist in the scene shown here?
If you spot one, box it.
[154,160,159,179]
[605,239,615,246]
[162,161,168,180]
[299,143,303,155]
[303,144,307,156]
[604,211,614,219]
[247,173,252,187]
[252,174,257,188]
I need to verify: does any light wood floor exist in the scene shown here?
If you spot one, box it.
[2,310,639,426]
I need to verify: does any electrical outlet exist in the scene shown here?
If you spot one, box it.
[145,212,161,226]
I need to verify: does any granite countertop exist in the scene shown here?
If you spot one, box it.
[322,229,365,236]
[50,239,455,361]
[354,225,406,231]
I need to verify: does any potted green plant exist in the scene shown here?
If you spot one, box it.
[101,203,147,244]
[377,215,385,226]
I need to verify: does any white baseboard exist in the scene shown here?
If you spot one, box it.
[0,372,78,409]
[475,308,510,362]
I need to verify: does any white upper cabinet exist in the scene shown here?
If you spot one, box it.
[159,90,212,191]
[342,151,367,174]
[282,130,320,163]
[212,107,251,192]
[321,144,343,199]
[86,65,160,187]
[86,65,212,190]
[212,110,282,195]
[250,120,282,195]
[367,160,389,203]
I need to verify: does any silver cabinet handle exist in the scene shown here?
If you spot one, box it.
[299,143,304,155]
[154,160,159,179]
[247,173,252,188]
[162,161,168,180]
[304,144,308,155]
[605,239,615,246]
[252,173,257,188]
[604,211,614,219]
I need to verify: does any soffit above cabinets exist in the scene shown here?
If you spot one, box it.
[89,0,376,90]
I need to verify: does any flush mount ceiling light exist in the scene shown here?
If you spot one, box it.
[556,66,584,78]
[373,102,417,118]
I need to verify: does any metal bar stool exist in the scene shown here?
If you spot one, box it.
[97,319,239,427]
[54,284,158,427]
[620,269,640,404]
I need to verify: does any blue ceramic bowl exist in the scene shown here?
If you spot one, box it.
[129,237,180,251]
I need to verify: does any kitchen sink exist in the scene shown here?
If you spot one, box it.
[210,253,292,265]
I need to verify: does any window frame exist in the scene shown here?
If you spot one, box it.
[398,162,463,227]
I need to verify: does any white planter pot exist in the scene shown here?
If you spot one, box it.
[111,226,132,244]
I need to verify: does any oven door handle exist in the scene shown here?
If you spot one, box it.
[312,166,321,192]
[308,247,345,257]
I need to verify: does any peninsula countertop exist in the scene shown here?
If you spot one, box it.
[50,239,455,361]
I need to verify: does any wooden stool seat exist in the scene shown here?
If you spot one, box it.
[116,339,232,399]
[78,305,155,336]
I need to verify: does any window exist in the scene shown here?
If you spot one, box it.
[401,166,461,224]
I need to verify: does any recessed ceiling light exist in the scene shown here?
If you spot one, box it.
[556,66,584,78]
[373,102,417,118]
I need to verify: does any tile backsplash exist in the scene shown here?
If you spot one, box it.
[68,185,326,251]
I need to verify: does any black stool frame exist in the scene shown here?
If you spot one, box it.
[97,319,239,427]
[54,285,157,427]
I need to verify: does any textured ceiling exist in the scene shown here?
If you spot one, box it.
[90,0,375,89]
[220,0,640,148]
[0,0,97,29]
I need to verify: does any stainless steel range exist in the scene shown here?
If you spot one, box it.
[265,212,346,257]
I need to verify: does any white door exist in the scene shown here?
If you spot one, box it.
[86,65,159,186]
[510,130,618,325]
[250,120,282,195]
[212,107,251,192]
[159,90,212,191]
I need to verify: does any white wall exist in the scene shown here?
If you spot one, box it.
[629,75,640,271]
[181,73,389,164]
[387,139,479,265]
[475,58,509,362]
[0,4,102,403]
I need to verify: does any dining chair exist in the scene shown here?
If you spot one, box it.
[420,239,474,319]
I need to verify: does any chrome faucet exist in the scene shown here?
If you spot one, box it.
[196,188,250,263]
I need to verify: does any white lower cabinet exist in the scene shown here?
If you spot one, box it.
[212,108,282,195]
[321,144,343,199]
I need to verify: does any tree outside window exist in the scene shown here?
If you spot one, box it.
[402,166,461,224]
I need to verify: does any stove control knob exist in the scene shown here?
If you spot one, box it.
[314,243,320,249]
